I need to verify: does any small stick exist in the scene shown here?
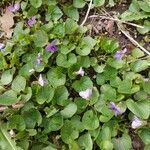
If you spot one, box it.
[81,0,93,26]
[88,15,144,28]
[117,23,150,56]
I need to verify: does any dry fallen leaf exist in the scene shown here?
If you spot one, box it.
[0,9,14,38]
[105,20,114,35]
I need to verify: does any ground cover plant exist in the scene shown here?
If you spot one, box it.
[0,0,150,149]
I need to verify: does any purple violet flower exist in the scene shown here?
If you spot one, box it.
[110,102,122,116]
[38,74,47,86]
[131,116,142,129]
[45,40,57,52]
[0,43,5,50]
[36,53,42,65]
[8,3,20,12]
[76,67,85,76]
[27,16,36,27]
[114,48,127,60]
[79,89,92,100]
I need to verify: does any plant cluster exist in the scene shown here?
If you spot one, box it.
[0,0,150,150]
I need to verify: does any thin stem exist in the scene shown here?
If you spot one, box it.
[81,0,93,26]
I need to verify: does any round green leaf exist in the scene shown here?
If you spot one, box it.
[82,110,99,130]
[29,0,42,8]
[0,90,17,105]
[78,133,93,150]
[61,120,79,144]
[138,128,150,145]
[60,103,77,118]
[33,30,48,47]
[63,5,79,21]
[36,86,55,104]
[0,70,13,85]
[47,67,66,88]
[7,115,26,131]
[22,108,42,129]
[73,0,86,8]
[72,76,93,92]
[126,99,150,119]
[11,75,26,93]
[43,113,63,133]
[130,60,149,72]
[94,0,105,7]
[76,37,96,56]
[112,134,132,150]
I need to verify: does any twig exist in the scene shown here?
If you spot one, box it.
[88,15,144,28]
[81,0,93,26]
[117,22,150,56]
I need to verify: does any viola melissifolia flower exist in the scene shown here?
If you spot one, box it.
[0,43,5,50]
[8,3,20,12]
[27,16,36,27]
[114,48,127,60]
[76,67,85,76]
[131,116,142,129]
[79,89,92,100]
[36,53,42,65]
[38,74,47,86]
[45,40,57,52]
[110,102,122,116]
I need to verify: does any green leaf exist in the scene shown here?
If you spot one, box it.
[36,86,55,104]
[72,76,93,92]
[53,86,69,106]
[65,18,78,34]
[99,36,119,53]
[100,140,113,150]
[11,75,26,93]
[143,80,150,94]
[77,56,91,68]
[107,58,125,69]
[129,0,140,12]
[33,30,48,47]
[56,53,77,68]
[82,110,99,130]
[138,128,150,145]
[137,20,150,34]
[46,5,63,21]
[112,134,132,150]
[73,0,86,8]
[76,36,96,56]
[126,99,150,119]
[118,79,132,94]
[78,133,93,150]
[60,103,77,118]
[22,108,42,129]
[21,87,32,102]
[138,1,150,12]
[94,0,105,7]
[101,84,116,100]
[61,120,79,144]
[120,11,150,21]
[7,115,26,131]
[74,98,88,114]
[29,0,42,8]
[0,122,22,150]
[131,48,145,58]
[43,113,63,133]
[63,5,79,21]
[0,90,17,105]
[0,70,13,85]
[130,60,149,72]
[47,67,66,88]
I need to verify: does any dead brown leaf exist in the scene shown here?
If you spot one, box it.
[0,9,14,38]
[105,20,114,35]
